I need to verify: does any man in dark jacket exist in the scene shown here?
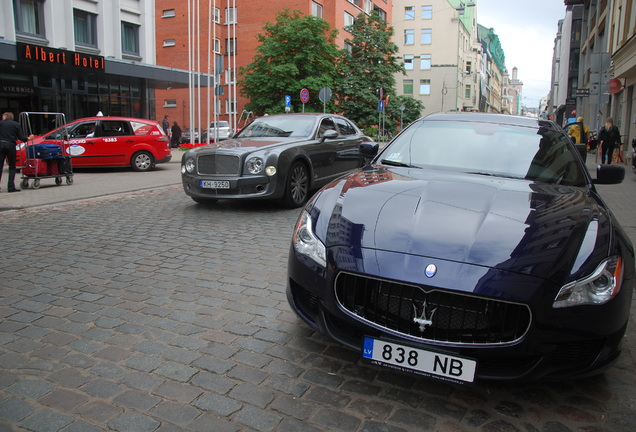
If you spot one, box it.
[598,117,622,164]
[0,112,34,192]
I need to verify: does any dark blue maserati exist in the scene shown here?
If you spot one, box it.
[287,113,634,383]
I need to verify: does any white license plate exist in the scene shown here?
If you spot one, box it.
[200,180,230,189]
[362,337,477,383]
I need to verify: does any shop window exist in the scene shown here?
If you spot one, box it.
[74,9,98,48]
[121,22,140,56]
[312,1,322,18]
[14,0,45,38]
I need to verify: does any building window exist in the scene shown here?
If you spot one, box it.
[74,9,97,48]
[465,85,471,99]
[344,42,353,54]
[403,79,413,94]
[163,39,176,47]
[421,5,432,19]
[405,6,415,20]
[345,12,355,27]
[212,7,220,23]
[121,22,140,56]
[214,38,221,54]
[14,0,45,37]
[226,68,236,84]
[404,54,414,70]
[225,7,236,24]
[420,79,431,95]
[312,1,323,18]
[404,29,414,45]
[421,28,432,44]
[226,38,236,55]
[466,61,472,75]
[163,99,177,107]
[420,54,431,70]
[226,99,237,114]
[162,9,175,18]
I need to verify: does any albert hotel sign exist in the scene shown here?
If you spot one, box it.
[17,42,105,70]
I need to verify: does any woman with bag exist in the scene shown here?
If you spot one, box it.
[598,117,622,164]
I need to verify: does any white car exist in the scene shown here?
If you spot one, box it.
[207,121,231,141]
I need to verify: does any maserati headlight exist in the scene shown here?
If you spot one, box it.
[293,210,326,268]
[553,256,624,308]
[183,157,196,174]
[246,157,264,174]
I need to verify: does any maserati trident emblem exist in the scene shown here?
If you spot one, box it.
[412,300,437,332]
[425,264,437,278]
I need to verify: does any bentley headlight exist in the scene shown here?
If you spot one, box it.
[553,256,624,308]
[246,157,264,174]
[293,210,326,268]
[183,157,196,174]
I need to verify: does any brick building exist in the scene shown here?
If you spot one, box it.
[154,0,393,136]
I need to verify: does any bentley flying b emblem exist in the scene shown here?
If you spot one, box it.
[413,300,437,332]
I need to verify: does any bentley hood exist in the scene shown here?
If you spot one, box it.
[311,166,612,281]
[190,136,301,153]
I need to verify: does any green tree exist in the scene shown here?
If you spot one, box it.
[385,95,424,132]
[239,10,341,115]
[336,12,404,129]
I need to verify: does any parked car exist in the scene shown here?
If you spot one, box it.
[181,127,203,144]
[287,112,634,383]
[19,116,171,172]
[181,113,374,207]
[206,121,231,141]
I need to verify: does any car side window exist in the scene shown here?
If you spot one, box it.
[318,118,337,138]
[69,122,96,138]
[100,121,133,137]
[334,118,356,136]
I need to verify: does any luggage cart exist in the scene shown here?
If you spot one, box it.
[18,112,74,189]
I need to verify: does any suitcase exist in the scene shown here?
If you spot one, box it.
[26,143,63,160]
[57,157,72,175]
[22,159,49,177]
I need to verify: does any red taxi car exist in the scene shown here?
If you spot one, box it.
[18,116,171,172]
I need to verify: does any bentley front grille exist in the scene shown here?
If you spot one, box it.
[197,154,240,176]
[335,272,531,345]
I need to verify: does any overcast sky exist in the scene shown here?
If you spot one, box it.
[474,0,567,109]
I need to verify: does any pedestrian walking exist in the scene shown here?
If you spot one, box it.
[170,121,182,148]
[598,117,622,164]
[0,112,34,192]
[567,116,590,145]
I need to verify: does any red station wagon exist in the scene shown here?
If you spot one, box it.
[19,116,172,172]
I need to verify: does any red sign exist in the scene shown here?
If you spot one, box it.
[18,43,105,70]
[300,88,310,104]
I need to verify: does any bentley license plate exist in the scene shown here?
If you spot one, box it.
[362,337,476,383]
[200,180,230,189]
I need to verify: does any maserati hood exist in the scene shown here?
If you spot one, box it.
[312,166,610,279]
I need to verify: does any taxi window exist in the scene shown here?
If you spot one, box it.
[100,120,133,137]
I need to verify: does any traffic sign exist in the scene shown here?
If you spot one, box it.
[319,87,332,103]
[300,88,309,104]
[284,95,291,106]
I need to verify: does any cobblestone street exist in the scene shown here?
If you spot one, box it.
[0,175,635,431]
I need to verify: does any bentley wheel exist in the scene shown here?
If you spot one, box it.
[282,162,309,208]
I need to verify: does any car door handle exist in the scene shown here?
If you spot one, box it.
[125,140,135,143]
